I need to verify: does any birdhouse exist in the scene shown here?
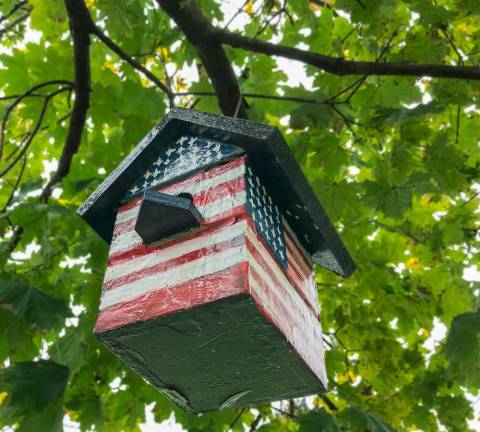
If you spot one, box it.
[77,108,355,413]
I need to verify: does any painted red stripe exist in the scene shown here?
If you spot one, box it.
[192,177,245,207]
[113,217,136,237]
[249,267,294,331]
[119,156,247,213]
[245,219,319,316]
[285,235,318,311]
[286,246,317,307]
[109,207,248,266]
[104,235,244,291]
[287,241,311,280]
[201,204,246,225]
[113,176,246,237]
[95,262,249,333]
[285,229,312,277]
[245,233,319,319]
[286,256,305,293]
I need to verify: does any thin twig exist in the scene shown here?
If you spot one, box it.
[174,90,345,106]
[0,80,74,158]
[0,10,30,38]
[322,395,338,412]
[455,104,461,145]
[248,413,262,432]
[0,86,69,178]
[271,405,295,418]
[223,0,250,30]
[0,1,29,25]
[88,21,174,105]
[1,154,26,212]
[225,408,246,432]
[460,191,479,208]
[439,27,464,66]
[0,93,46,101]
[309,0,339,17]
[353,0,367,9]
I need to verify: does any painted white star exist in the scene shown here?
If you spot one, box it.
[129,185,139,194]
[144,170,153,179]
[177,136,188,145]
[166,147,176,157]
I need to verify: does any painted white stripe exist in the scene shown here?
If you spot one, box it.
[201,191,246,219]
[100,244,247,310]
[116,164,246,225]
[105,220,247,283]
[109,192,247,257]
[110,229,142,257]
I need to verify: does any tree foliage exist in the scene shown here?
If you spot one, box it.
[0,0,479,431]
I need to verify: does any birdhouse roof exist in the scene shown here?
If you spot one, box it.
[77,108,355,277]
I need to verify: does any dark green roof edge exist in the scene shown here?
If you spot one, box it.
[77,108,355,277]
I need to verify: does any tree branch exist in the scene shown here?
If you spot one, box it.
[156,0,248,118]
[0,10,30,39]
[0,86,69,178]
[1,154,25,212]
[87,19,174,105]
[0,1,29,25]
[226,408,246,432]
[0,80,73,159]
[175,90,345,106]
[321,395,338,412]
[249,413,262,431]
[212,28,480,80]
[40,0,91,202]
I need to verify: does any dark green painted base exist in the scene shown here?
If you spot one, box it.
[98,294,324,413]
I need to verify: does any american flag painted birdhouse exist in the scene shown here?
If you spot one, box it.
[78,108,355,413]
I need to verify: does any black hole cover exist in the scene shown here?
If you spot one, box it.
[135,190,202,245]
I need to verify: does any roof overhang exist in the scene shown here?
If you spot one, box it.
[77,108,355,277]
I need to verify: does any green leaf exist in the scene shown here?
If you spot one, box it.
[0,280,69,330]
[340,406,394,432]
[446,312,480,388]
[369,102,446,127]
[51,328,85,375]
[1,0,16,15]
[0,360,69,431]
[297,410,341,432]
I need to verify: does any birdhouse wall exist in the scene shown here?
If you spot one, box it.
[95,154,327,406]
